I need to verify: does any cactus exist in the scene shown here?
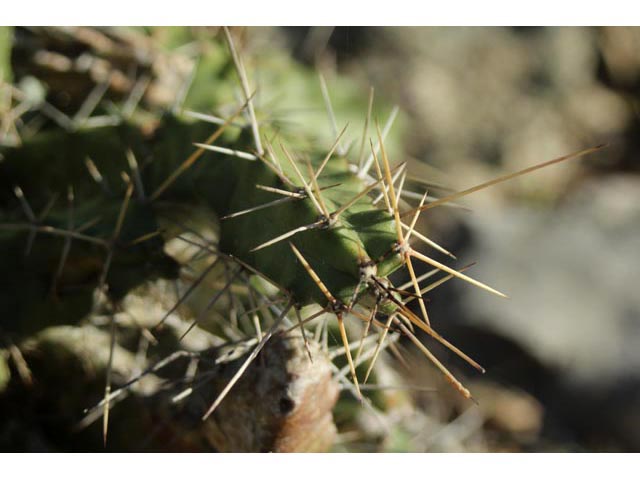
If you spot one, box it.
[0,27,603,452]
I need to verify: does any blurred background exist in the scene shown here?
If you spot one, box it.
[1,26,639,452]
[285,26,640,452]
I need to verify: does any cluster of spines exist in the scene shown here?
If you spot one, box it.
[0,27,606,447]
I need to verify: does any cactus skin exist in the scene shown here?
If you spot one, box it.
[0,110,404,338]
[0,27,408,452]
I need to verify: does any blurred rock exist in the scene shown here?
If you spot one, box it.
[454,175,640,449]
[465,380,544,443]
[599,27,640,91]
[332,27,630,205]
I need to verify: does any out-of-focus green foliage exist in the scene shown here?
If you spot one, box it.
[0,27,12,82]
